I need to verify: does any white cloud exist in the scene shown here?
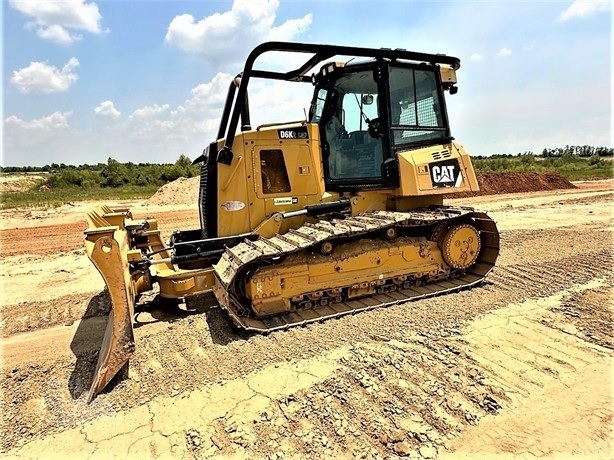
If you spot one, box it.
[165,0,312,66]
[557,0,611,22]
[249,79,313,126]
[129,104,170,119]
[11,58,80,94]
[4,112,74,162]
[94,100,121,119]
[34,24,81,44]
[5,111,72,130]
[267,15,313,41]
[497,47,512,57]
[125,74,232,143]
[9,0,104,44]
[470,53,484,62]
[116,70,312,161]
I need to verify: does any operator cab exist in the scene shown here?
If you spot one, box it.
[309,60,452,190]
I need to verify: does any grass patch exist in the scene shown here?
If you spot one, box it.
[473,154,614,181]
[0,185,160,210]
[559,168,614,181]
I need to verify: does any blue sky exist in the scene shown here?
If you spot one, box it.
[2,0,612,167]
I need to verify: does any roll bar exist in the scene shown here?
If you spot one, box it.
[215,42,461,165]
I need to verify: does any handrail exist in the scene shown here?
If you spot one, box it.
[256,120,306,131]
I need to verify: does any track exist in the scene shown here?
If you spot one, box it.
[214,208,498,331]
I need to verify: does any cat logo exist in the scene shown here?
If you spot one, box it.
[430,159,463,187]
[432,165,455,183]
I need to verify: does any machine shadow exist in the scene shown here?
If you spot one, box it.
[138,292,255,346]
[68,290,111,400]
[69,290,252,399]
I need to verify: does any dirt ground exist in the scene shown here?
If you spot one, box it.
[0,178,613,459]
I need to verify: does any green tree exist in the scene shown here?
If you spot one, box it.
[174,154,198,178]
[101,157,131,187]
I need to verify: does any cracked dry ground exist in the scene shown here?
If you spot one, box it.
[1,181,613,460]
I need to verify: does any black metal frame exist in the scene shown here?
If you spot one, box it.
[215,41,460,164]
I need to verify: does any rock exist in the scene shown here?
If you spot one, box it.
[372,334,391,342]
[225,421,238,433]
[394,441,412,456]
[419,445,437,459]
[211,435,224,448]
[389,428,405,442]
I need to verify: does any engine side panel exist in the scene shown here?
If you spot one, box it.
[397,141,480,196]
[214,123,331,237]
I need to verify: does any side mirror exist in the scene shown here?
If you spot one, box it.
[361,94,374,105]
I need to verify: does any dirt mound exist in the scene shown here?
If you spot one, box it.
[453,172,576,198]
[0,174,46,193]
[145,176,199,206]
[147,172,575,206]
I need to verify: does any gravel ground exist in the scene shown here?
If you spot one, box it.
[0,179,612,459]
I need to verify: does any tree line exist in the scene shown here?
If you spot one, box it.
[3,144,613,175]
[471,145,613,160]
[1,155,200,189]
[1,144,612,190]
[541,145,613,158]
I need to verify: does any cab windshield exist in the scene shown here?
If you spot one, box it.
[312,68,384,182]
[310,63,449,189]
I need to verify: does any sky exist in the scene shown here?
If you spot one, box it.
[2,0,612,167]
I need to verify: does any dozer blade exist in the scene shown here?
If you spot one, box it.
[84,207,140,402]
[83,205,218,401]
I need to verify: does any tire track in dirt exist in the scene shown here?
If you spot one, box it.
[1,240,611,454]
[186,278,612,459]
[5,280,611,459]
[0,209,199,257]
[440,284,613,459]
[0,222,86,257]
[0,291,109,338]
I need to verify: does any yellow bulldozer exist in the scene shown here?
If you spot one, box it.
[84,42,499,402]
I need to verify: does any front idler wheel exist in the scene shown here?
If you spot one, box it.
[440,223,481,269]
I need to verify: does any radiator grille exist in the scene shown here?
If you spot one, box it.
[431,150,452,160]
[199,162,209,238]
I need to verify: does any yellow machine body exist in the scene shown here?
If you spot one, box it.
[83,42,498,401]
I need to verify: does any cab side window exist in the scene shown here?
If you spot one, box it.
[389,66,445,146]
[260,149,291,194]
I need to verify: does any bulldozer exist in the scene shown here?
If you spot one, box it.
[84,42,499,402]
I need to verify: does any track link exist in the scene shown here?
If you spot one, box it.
[213,206,499,332]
